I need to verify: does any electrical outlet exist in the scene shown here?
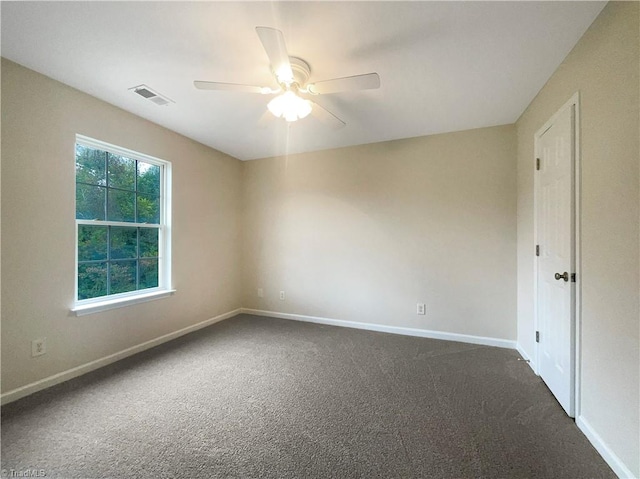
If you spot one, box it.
[31,338,47,357]
[257,288,264,298]
[279,291,286,301]
[417,303,426,315]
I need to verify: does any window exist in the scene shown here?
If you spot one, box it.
[74,136,172,314]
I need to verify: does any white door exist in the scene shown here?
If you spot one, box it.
[535,102,576,417]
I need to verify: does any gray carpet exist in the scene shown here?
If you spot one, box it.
[1,314,614,479]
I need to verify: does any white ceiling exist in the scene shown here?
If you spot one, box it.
[1,1,605,161]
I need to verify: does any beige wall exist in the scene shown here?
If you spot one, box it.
[1,59,243,393]
[516,2,639,475]
[242,125,517,340]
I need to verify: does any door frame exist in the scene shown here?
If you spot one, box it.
[532,91,581,417]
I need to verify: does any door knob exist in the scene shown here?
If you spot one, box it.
[554,272,569,282]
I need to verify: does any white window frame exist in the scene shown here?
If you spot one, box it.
[72,135,173,316]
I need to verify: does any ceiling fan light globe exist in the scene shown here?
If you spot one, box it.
[298,99,312,119]
[267,96,285,117]
[284,111,298,122]
[267,91,312,121]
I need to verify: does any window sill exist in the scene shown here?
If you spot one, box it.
[72,289,176,316]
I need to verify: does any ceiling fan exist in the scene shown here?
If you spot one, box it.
[194,27,380,129]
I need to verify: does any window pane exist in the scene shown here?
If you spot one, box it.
[107,189,136,222]
[76,184,106,220]
[137,162,160,197]
[76,145,106,186]
[137,195,160,224]
[139,259,159,289]
[78,262,107,300]
[75,139,169,303]
[78,225,108,261]
[110,227,137,259]
[107,154,136,191]
[110,260,137,294]
[139,228,159,258]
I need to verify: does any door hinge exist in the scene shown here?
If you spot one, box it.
[535,245,540,256]
[536,158,541,171]
[571,273,576,282]
[536,331,540,343]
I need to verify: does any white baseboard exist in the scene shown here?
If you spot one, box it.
[576,415,637,479]
[1,308,241,405]
[241,308,516,349]
[516,342,537,373]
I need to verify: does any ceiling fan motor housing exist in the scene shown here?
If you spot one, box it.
[288,57,311,87]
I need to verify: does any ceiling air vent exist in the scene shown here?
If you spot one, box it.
[129,84,174,106]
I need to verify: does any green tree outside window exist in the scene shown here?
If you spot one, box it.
[76,142,164,301]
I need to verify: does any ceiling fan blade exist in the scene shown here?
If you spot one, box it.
[194,81,267,94]
[307,73,380,95]
[310,101,346,130]
[256,26,294,84]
